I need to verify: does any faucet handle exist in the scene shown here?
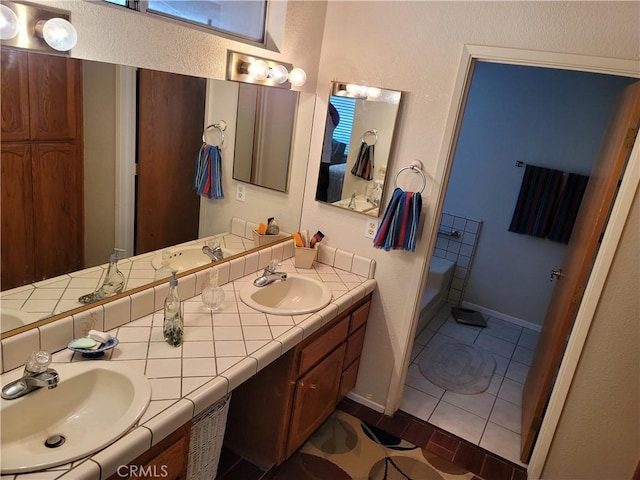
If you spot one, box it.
[24,351,52,374]
[266,259,281,273]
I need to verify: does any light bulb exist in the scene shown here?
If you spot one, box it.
[38,18,77,51]
[288,67,307,87]
[269,64,289,84]
[346,83,369,98]
[0,5,19,40]
[247,60,269,80]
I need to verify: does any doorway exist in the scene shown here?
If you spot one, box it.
[401,51,636,468]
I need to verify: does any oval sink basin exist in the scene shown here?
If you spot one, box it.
[239,274,332,315]
[151,245,238,272]
[0,308,39,332]
[1,361,151,474]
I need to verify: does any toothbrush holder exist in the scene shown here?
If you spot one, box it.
[294,244,318,269]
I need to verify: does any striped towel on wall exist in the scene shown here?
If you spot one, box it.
[509,164,588,244]
[373,187,422,252]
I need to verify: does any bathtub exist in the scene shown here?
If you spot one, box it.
[416,256,455,336]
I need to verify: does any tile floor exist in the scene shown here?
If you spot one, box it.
[400,303,539,467]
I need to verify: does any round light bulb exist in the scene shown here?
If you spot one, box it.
[247,60,269,80]
[288,67,307,87]
[0,5,19,40]
[269,64,289,84]
[40,18,77,51]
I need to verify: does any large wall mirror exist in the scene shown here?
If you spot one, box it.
[315,82,402,217]
[0,50,313,336]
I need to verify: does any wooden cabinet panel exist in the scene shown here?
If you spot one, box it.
[287,343,346,458]
[297,316,349,376]
[1,143,34,289]
[107,423,190,480]
[350,301,370,333]
[344,325,367,368]
[1,49,30,141]
[32,143,83,281]
[27,53,80,140]
[339,357,360,401]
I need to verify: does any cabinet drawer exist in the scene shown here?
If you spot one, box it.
[344,325,367,368]
[349,301,370,333]
[297,316,349,376]
[339,357,360,401]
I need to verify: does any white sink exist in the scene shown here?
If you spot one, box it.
[1,308,39,333]
[239,274,332,315]
[151,245,238,272]
[332,195,376,212]
[0,361,151,474]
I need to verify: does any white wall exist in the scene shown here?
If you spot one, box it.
[83,61,117,266]
[302,0,639,416]
[443,62,635,326]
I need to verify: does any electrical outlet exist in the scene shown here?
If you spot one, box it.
[364,218,379,239]
[236,184,246,202]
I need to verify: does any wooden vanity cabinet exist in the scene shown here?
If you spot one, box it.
[224,295,371,469]
[107,422,191,480]
[1,48,83,289]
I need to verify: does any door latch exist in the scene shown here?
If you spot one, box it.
[550,268,564,282]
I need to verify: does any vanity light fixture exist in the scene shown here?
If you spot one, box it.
[227,51,307,89]
[1,1,77,54]
[0,4,20,40]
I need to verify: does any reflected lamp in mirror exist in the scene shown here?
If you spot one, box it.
[226,51,306,89]
[315,82,402,217]
[1,1,77,53]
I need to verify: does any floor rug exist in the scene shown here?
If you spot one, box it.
[270,410,477,479]
[418,341,496,394]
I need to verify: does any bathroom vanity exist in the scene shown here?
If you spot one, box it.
[224,295,371,468]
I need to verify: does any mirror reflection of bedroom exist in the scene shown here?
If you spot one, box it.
[315,82,401,217]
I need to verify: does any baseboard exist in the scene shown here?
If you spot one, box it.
[460,301,542,332]
[345,391,385,413]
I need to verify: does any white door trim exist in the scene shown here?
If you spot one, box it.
[389,44,640,479]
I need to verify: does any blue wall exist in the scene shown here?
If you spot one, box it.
[442,61,636,326]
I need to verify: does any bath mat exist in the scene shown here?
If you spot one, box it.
[452,307,487,327]
[267,410,476,479]
[418,342,496,394]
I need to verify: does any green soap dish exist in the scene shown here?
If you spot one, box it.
[68,337,98,349]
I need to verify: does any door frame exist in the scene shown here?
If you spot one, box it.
[390,44,639,479]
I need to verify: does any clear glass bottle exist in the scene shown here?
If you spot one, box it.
[154,250,172,281]
[78,248,125,304]
[163,272,184,347]
[202,268,225,311]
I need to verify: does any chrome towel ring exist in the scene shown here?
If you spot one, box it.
[394,160,426,193]
[361,129,378,145]
[202,120,227,147]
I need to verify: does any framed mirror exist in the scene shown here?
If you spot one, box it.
[233,83,298,192]
[315,82,402,216]
[0,51,312,336]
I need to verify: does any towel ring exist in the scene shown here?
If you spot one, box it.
[202,121,227,147]
[361,129,378,146]
[394,160,426,193]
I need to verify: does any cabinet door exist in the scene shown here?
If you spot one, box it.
[32,143,83,281]
[1,49,30,141]
[27,53,80,140]
[287,343,346,458]
[1,143,35,288]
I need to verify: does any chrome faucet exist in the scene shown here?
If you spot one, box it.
[1,351,59,400]
[202,243,224,262]
[253,260,287,287]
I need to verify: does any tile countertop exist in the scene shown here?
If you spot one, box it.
[1,253,377,480]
